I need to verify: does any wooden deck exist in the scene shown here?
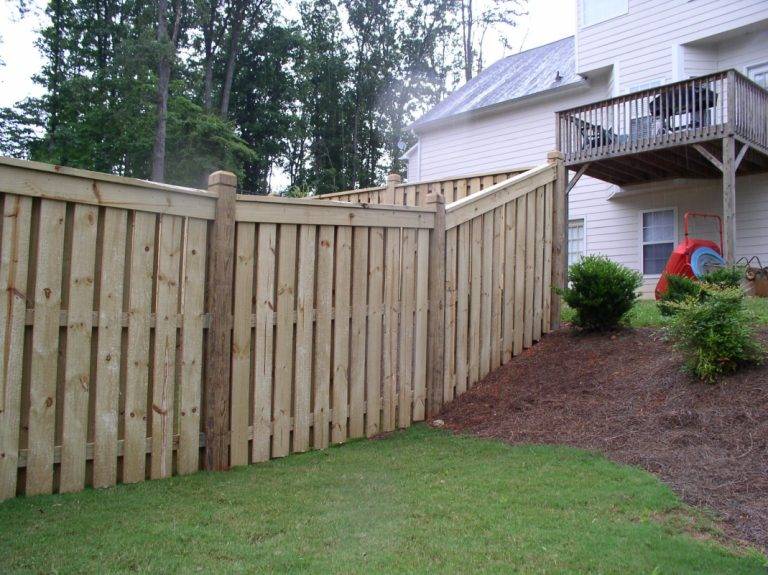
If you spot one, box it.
[556,70,768,186]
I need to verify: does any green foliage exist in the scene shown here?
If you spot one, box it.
[1,0,466,193]
[658,267,745,317]
[701,266,744,288]
[666,286,764,383]
[559,255,643,331]
[0,426,764,573]
[658,274,702,316]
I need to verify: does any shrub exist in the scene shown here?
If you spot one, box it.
[701,266,743,289]
[666,286,764,383]
[658,274,701,316]
[559,255,642,331]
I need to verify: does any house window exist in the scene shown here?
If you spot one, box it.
[641,209,676,275]
[747,63,768,89]
[627,79,664,93]
[568,219,586,267]
[582,0,628,27]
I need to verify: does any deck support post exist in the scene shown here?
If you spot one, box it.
[204,171,237,471]
[722,135,736,265]
[548,151,567,330]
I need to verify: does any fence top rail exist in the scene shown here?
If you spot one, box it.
[235,193,436,228]
[445,163,556,229]
[0,156,219,220]
[312,165,535,201]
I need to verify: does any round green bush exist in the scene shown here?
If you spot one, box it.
[559,255,642,331]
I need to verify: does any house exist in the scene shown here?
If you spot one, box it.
[405,0,768,296]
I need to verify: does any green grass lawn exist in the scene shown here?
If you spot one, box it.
[563,297,768,328]
[0,426,764,574]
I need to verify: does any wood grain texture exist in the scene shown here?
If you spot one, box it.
[26,199,66,495]
[0,195,32,500]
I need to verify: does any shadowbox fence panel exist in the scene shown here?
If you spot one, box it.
[0,155,563,500]
[315,167,533,206]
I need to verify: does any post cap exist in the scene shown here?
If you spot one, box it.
[387,173,402,183]
[425,192,445,205]
[547,150,565,162]
[208,171,238,188]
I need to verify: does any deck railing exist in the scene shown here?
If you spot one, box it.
[556,70,768,165]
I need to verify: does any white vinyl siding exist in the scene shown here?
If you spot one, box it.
[641,209,676,276]
[582,0,628,27]
[568,219,586,267]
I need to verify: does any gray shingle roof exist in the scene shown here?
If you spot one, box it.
[412,36,580,128]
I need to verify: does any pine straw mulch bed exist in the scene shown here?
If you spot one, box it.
[436,327,768,550]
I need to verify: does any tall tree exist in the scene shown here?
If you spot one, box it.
[151,0,185,182]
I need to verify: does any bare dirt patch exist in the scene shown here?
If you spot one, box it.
[438,327,768,550]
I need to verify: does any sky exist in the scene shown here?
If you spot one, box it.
[0,0,576,109]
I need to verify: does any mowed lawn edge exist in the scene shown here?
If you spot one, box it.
[0,426,765,574]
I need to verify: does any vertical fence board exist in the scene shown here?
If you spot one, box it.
[443,227,457,402]
[0,195,32,500]
[398,229,416,428]
[59,205,98,493]
[513,197,526,356]
[413,229,429,420]
[273,224,297,458]
[542,183,554,334]
[313,226,334,449]
[479,214,493,378]
[26,199,66,496]
[294,225,316,453]
[468,217,482,387]
[122,212,156,483]
[365,228,384,437]
[490,206,504,370]
[502,202,516,363]
[349,228,368,438]
[253,224,277,462]
[93,208,128,489]
[178,218,207,474]
[382,228,400,432]
[524,194,536,348]
[331,227,352,443]
[150,214,183,479]
[231,223,255,466]
[533,187,545,342]
[454,222,470,396]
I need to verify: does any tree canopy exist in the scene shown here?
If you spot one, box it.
[1,0,525,194]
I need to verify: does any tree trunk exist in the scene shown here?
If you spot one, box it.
[219,0,246,119]
[462,0,474,81]
[151,0,183,183]
[202,0,218,111]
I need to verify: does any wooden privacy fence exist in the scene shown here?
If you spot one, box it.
[0,153,564,500]
[315,167,533,206]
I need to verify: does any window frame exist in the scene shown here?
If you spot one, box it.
[581,0,629,28]
[746,62,768,89]
[639,207,678,278]
[568,217,587,268]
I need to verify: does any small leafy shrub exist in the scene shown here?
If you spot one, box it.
[658,274,701,316]
[666,286,764,383]
[701,266,743,289]
[559,255,642,331]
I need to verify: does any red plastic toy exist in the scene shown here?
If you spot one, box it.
[654,212,725,300]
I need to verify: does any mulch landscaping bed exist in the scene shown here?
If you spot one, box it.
[437,327,768,550]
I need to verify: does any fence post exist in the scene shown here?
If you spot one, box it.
[385,173,401,204]
[426,192,446,418]
[548,151,567,330]
[204,171,237,471]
